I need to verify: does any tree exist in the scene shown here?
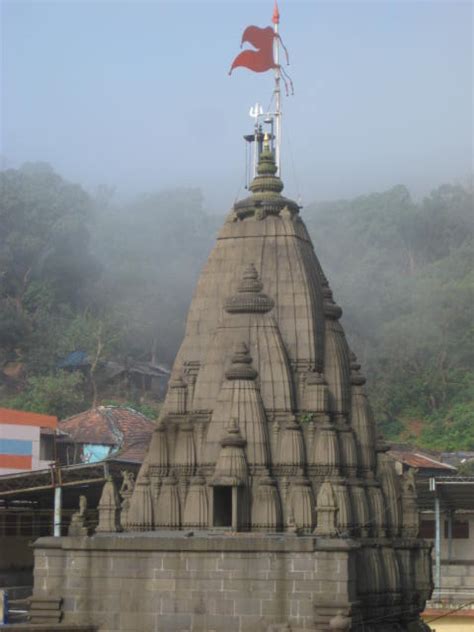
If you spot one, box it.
[6,371,86,420]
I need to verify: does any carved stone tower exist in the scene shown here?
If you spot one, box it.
[123,140,432,630]
[31,140,432,632]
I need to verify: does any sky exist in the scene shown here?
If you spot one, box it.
[1,0,472,210]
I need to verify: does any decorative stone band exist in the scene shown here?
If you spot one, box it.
[224,264,275,314]
[232,145,300,219]
[323,299,343,320]
[225,342,258,380]
[224,293,274,313]
[233,196,300,220]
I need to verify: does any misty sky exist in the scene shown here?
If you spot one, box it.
[2,0,472,210]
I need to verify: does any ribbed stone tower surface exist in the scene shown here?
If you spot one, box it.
[121,142,432,630]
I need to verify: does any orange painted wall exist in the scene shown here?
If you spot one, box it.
[0,408,57,429]
[0,454,33,469]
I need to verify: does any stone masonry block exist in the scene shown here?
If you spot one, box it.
[291,558,316,572]
[145,578,177,592]
[261,598,288,618]
[186,556,219,572]
[156,614,192,631]
[239,614,268,632]
[207,596,235,616]
[191,614,240,632]
[120,612,157,631]
[233,597,262,616]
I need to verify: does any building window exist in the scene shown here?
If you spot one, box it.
[419,519,435,539]
[444,519,469,539]
[213,486,233,527]
[40,435,55,461]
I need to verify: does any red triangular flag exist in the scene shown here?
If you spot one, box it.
[229,25,276,75]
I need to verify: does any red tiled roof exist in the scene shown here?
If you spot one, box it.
[389,449,456,471]
[59,406,154,454]
[113,439,151,463]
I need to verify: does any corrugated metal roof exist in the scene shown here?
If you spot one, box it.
[389,449,456,471]
[57,350,89,369]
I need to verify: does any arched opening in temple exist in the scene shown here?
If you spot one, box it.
[213,486,233,527]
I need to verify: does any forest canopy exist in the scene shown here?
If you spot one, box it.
[0,163,472,450]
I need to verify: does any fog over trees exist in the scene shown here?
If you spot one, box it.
[1,162,472,450]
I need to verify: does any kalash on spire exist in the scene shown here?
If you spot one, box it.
[32,4,433,632]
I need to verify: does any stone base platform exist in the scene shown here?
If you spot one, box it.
[31,532,427,632]
[0,626,96,631]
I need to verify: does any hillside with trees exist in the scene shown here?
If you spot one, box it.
[0,163,472,449]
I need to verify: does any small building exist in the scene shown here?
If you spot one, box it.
[389,445,474,630]
[56,405,156,465]
[0,406,155,596]
[0,408,58,475]
[58,351,171,400]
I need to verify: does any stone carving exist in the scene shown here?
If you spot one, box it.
[68,494,88,536]
[338,425,358,478]
[366,482,387,537]
[213,418,248,486]
[402,467,420,537]
[119,470,135,531]
[350,353,376,476]
[310,418,340,475]
[286,511,300,535]
[377,444,402,536]
[350,483,370,537]
[315,481,338,537]
[96,475,121,533]
[167,374,187,414]
[155,474,181,528]
[275,420,305,476]
[127,473,153,531]
[333,481,353,535]
[183,474,208,528]
[289,477,314,532]
[329,611,351,631]
[174,421,196,476]
[303,371,329,413]
[251,476,282,531]
[120,470,135,495]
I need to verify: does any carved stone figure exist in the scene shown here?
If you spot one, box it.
[402,467,420,538]
[68,495,88,536]
[119,470,135,530]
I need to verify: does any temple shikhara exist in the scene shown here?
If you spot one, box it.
[29,5,433,631]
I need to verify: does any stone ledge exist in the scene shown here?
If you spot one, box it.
[0,626,96,631]
[32,533,361,554]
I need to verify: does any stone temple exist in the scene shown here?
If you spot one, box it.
[32,141,432,631]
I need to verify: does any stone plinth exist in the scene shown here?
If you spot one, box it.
[32,533,360,632]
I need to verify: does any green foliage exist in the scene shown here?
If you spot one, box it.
[457,460,474,475]
[0,163,101,373]
[5,371,87,419]
[305,181,474,451]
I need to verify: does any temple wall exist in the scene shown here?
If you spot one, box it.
[32,534,358,632]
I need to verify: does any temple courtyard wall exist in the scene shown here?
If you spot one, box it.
[31,533,359,631]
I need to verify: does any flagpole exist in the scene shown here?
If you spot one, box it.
[273,1,281,176]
